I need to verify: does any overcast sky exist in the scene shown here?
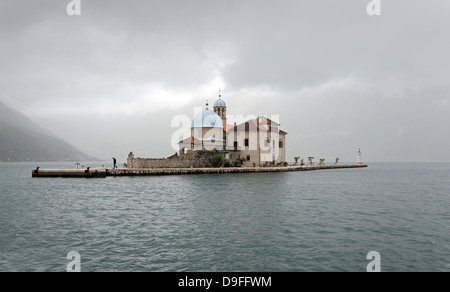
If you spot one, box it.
[1,0,449,163]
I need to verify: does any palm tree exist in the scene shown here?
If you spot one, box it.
[294,157,300,163]
[308,156,315,166]
[319,158,325,166]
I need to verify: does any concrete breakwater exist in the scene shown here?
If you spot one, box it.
[108,164,367,176]
[32,168,107,178]
[32,164,367,178]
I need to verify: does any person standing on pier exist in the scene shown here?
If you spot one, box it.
[113,157,118,169]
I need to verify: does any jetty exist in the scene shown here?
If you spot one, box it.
[31,167,107,178]
[31,164,367,178]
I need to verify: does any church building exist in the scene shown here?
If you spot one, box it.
[178,95,287,167]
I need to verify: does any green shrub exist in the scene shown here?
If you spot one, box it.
[211,154,223,167]
[234,158,246,167]
[224,160,232,167]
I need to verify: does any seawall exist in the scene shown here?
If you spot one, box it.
[32,164,368,178]
[106,164,368,176]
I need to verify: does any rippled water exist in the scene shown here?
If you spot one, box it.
[0,162,449,272]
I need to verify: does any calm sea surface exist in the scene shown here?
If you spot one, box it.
[0,162,449,272]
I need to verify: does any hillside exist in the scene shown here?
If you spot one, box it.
[0,101,98,162]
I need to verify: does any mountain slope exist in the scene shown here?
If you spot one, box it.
[0,101,54,136]
[0,101,98,162]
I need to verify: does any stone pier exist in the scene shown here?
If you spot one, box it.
[106,164,368,177]
[32,164,368,178]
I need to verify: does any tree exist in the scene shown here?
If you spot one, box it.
[294,157,300,163]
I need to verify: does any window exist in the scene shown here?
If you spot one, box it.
[279,140,284,148]
[234,141,238,150]
[247,155,251,161]
[245,139,249,147]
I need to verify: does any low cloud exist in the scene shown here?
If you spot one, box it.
[1,0,449,162]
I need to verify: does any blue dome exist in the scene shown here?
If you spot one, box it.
[191,110,224,128]
[214,99,226,107]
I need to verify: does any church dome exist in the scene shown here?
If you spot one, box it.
[214,99,226,107]
[191,110,224,128]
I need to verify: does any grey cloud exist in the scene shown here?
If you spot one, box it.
[1,0,449,162]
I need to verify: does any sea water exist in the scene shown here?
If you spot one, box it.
[0,162,449,272]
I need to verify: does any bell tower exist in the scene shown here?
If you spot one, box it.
[213,90,227,128]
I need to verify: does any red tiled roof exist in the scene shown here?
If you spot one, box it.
[224,124,235,131]
[178,136,202,144]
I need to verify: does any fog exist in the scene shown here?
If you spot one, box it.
[1,0,449,163]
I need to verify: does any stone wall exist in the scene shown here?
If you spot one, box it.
[127,151,224,169]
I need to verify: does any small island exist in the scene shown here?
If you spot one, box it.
[32,96,367,178]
